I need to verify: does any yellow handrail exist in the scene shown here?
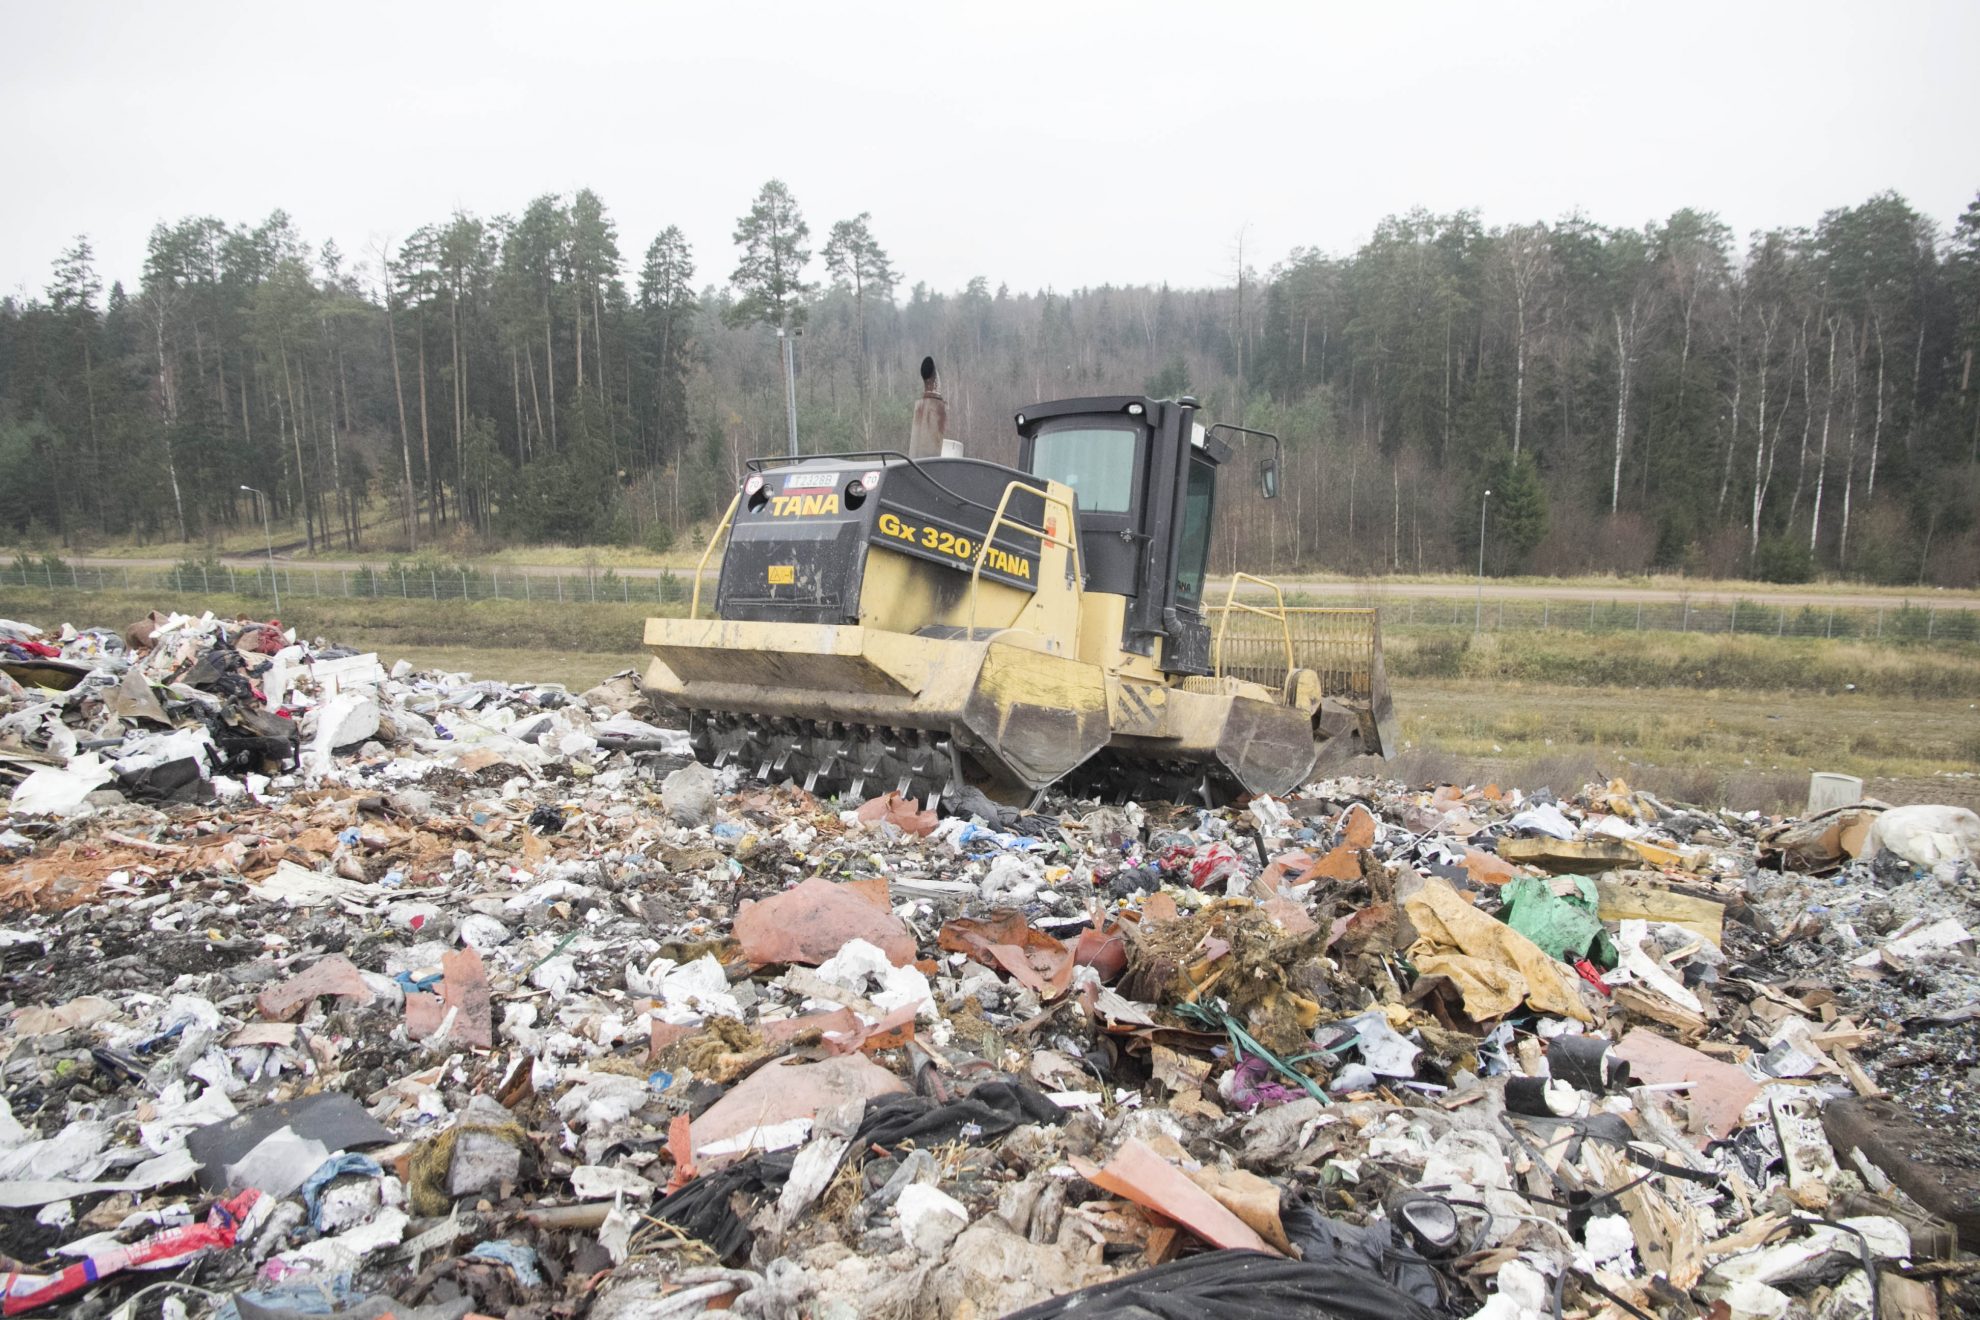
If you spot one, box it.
[1214,572,1293,679]
[688,491,741,620]
[967,480,1082,639]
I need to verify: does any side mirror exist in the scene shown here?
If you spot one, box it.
[1259,456,1280,500]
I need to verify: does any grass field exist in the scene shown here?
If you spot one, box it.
[14,498,1980,606]
[4,587,1974,811]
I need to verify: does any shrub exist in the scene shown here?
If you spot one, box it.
[1754,536,1814,584]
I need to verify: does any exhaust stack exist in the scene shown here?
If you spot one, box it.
[910,355,952,458]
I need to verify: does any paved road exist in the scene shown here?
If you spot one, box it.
[57,555,1980,610]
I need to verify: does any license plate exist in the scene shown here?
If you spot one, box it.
[767,565,795,585]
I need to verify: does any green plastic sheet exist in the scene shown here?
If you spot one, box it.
[1499,874,1617,969]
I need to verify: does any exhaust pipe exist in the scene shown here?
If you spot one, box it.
[911,355,955,458]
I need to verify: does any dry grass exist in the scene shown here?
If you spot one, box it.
[1274,568,1980,601]
[1382,629,1980,698]
[1382,679,1980,811]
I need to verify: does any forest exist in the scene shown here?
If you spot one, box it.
[2,181,1977,585]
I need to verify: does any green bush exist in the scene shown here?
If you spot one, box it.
[167,553,219,593]
[1754,536,1814,584]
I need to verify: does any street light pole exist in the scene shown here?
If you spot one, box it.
[240,485,280,616]
[778,322,800,457]
[1475,488,1491,632]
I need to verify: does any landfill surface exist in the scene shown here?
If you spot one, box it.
[2,611,1978,1319]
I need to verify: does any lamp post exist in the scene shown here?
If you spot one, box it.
[1475,488,1491,632]
[778,322,800,456]
[240,485,280,615]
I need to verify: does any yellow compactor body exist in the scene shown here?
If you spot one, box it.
[644,393,1394,806]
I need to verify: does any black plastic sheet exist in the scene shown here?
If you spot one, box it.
[1001,1249,1447,1320]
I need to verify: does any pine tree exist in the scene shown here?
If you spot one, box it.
[728,180,813,330]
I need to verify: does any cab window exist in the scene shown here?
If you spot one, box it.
[1028,424,1138,514]
[1174,457,1215,610]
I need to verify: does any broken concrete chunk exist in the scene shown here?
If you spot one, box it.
[660,762,716,825]
[895,1182,969,1255]
[447,1126,524,1199]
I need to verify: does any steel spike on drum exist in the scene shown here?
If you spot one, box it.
[688,711,964,811]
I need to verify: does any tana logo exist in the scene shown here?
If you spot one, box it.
[766,492,841,517]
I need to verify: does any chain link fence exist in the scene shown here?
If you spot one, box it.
[1343,592,1980,642]
[2,560,690,607]
[4,560,1976,643]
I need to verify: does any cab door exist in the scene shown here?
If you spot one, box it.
[1020,416,1147,603]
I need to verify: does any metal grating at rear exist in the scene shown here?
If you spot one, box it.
[1207,606,1381,699]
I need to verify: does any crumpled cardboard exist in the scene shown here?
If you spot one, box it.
[1403,875,1593,1022]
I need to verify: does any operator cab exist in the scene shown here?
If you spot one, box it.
[1016,396,1251,676]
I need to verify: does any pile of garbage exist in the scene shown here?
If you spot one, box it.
[2,611,1977,1319]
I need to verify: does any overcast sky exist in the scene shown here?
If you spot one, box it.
[3,0,1975,303]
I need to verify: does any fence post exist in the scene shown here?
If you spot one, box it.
[1406,599,1414,625]
[1496,599,1503,630]
[46,563,54,588]
[556,576,562,603]
[1876,608,1883,638]
[524,574,530,602]
[461,570,468,600]
[1590,600,1596,631]
[493,568,499,599]
[430,570,437,600]
[1778,606,1785,636]
[228,567,236,593]
[342,572,349,597]
[1681,600,1689,632]
[1635,602,1642,630]
[123,567,131,591]
[70,565,78,588]
[1542,602,1549,629]
[1730,602,1737,634]
[400,571,408,598]
[1927,607,1935,639]
[589,574,596,604]
[202,566,210,593]
[1827,607,1835,638]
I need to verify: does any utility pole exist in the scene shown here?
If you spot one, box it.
[1475,488,1492,632]
[240,484,281,616]
[779,323,800,456]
